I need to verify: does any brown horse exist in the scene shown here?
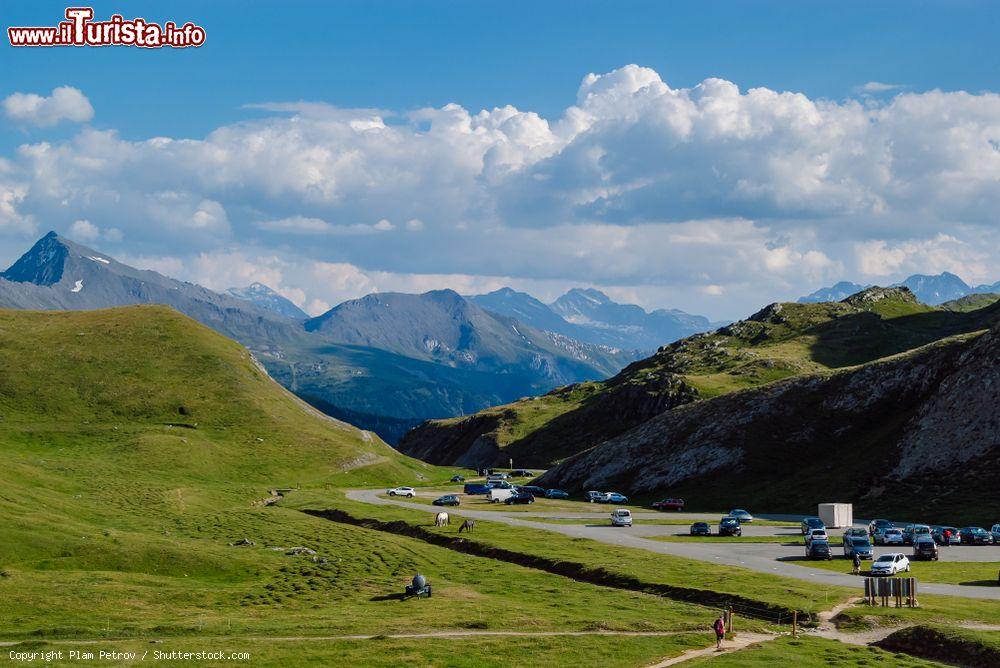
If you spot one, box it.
[458,519,475,533]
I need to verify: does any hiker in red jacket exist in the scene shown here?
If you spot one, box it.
[713,615,726,649]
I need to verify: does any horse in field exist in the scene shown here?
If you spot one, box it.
[434,511,450,527]
[458,519,475,533]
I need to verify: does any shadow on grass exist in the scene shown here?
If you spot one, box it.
[959,580,1000,587]
[368,593,407,602]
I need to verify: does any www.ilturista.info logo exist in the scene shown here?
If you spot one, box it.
[8,7,206,48]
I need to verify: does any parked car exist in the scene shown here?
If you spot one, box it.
[450,475,466,483]
[690,522,711,536]
[805,528,829,545]
[545,489,570,499]
[463,483,491,495]
[931,526,961,545]
[875,528,904,546]
[806,539,833,560]
[386,486,415,498]
[912,536,939,561]
[509,469,533,477]
[843,527,868,539]
[504,492,535,505]
[870,553,910,576]
[719,517,742,537]
[729,509,754,523]
[652,498,685,511]
[991,524,1000,544]
[603,492,629,504]
[585,491,604,503]
[960,527,994,545]
[901,524,931,545]
[520,485,547,498]
[486,473,509,482]
[843,536,873,560]
[487,480,514,489]
[801,517,825,535]
[433,495,460,506]
[869,519,894,536]
[610,508,633,526]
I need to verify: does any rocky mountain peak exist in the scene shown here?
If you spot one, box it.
[2,231,71,286]
[842,285,917,307]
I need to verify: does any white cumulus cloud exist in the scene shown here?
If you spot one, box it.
[3,86,94,127]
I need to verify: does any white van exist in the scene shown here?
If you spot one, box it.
[489,488,516,503]
[610,508,633,527]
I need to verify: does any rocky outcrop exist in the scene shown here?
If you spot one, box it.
[397,412,506,466]
[537,323,999,524]
[893,325,1000,477]
[842,285,917,307]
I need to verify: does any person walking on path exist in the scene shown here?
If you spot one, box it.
[713,615,726,650]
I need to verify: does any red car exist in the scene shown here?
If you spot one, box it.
[652,498,685,511]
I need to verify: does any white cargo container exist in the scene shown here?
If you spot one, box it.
[489,488,516,503]
[818,503,853,529]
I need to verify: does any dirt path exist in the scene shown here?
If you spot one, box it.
[0,629,705,648]
[646,632,777,666]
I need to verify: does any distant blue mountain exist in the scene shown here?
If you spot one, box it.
[801,272,998,306]
[798,281,871,303]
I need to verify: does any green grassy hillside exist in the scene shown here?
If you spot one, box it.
[399,288,1000,467]
[0,306,745,666]
[940,292,1000,312]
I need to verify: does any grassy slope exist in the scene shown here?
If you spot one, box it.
[0,306,752,666]
[940,293,1000,312]
[406,293,999,466]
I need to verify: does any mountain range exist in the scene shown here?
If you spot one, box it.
[398,285,1000,478]
[800,272,999,305]
[0,232,701,442]
[469,287,725,352]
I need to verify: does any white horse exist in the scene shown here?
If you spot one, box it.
[435,511,450,527]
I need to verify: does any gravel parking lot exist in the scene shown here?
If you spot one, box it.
[353,489,1000,600]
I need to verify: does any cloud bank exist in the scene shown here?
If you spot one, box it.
[0,66,998,319]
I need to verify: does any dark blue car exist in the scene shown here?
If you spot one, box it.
[545,489,569,499]
[463,483,490,495]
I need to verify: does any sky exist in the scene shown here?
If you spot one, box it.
[1,1,999,320]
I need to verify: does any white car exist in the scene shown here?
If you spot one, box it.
[804,528,829,545]
[610,509,633,527]
[387,486,415,498]
[870,553,911,576]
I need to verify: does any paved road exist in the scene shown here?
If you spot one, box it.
[347,489,1000,601]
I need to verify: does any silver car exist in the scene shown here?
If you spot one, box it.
[875,527,904,546]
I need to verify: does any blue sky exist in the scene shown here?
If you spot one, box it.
[5,1,998,147]
[1,1,999,319]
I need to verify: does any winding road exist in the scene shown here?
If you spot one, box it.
[347,489,1000,601]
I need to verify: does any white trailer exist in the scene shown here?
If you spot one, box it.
[489,488,516,503]
[818,503,853,529]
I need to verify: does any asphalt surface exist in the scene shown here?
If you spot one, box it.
[347,489,1000,601]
